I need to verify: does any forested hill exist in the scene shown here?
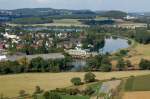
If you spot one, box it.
[98,10,127,19]
[0,8,128,22]
[0,8,96,19]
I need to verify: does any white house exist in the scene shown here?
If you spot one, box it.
[0,55,7,61]
[66,49,87,57]
[3,32,20,39]
[124,15,137,20]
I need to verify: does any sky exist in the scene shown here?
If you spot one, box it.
[0,0,149,12]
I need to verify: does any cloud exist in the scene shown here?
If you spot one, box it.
[35,0,49,3]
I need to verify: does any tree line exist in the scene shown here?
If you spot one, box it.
[0,55,72,74]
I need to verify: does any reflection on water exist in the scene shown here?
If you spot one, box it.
[71,59,86,71]
[100,37,129,53]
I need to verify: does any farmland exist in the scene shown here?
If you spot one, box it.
[125,74,150,91]
[122,74,150,99]
[123,91,150,99]
[9,19,88,27]
[0,71,150,97]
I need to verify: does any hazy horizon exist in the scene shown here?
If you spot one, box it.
[0,0,150,12]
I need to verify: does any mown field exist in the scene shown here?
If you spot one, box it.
[0,71,150,97]
[53,19,81,24]
[125,74,150,91]
[123,75,150,99]
[123,91,150,99]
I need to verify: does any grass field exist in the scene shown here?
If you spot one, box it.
[125,75,150,91]
[53,19,81,24]
[0,71,150,97]
[49,19,89,27]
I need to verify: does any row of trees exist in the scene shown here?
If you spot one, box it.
[0,56,72,74]
[86,53,150,71]
[12,17,53,24]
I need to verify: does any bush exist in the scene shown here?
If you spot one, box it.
[116,59,126,71]
[43,91,50,99]
[19,90,28,97]
[120,50,128,56]
[100,64,111,72]
[48,92,62,99]
[84,72,96,83]
[126,60,132,67]
[51,88,80,95]
[139,59,150,70]
[110,77,117,80]
[71,77,82,86]
[128,40,132,45]
[34,86,43,94]
[68,88,80,95]
[84,87,95,95]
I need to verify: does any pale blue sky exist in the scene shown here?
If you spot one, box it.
[0,0,149,12]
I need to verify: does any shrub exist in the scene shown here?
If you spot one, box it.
[110,77,117,80]
[126,60,132,67]
[120,50,128,56]
[84,72,96,83]
[19,90,28,97]
[48,92,62,99]
[139,59,150,70]
[34,86,43,94]
[100,64,111,72]
[68,88,80,95]
[116,59,126,71]
[43,91,50,99]
[84,87,95,95]
[128,40,132,45]
[71,77,82,86]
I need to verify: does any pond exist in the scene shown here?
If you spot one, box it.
[71,37,130,71]
[71,59,87,71]
[99,37,130,53]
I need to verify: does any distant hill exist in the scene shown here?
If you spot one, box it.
[0,8,97,22]
[99,10,127,19]
[0,8,140,23]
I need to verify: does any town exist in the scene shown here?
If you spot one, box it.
[0,1,150,99]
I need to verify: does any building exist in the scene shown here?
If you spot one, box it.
[124,15,137,20]
[0,55,7,61]
[3,32,20,39]
[66,49,87,58]
[0,43,5,50]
